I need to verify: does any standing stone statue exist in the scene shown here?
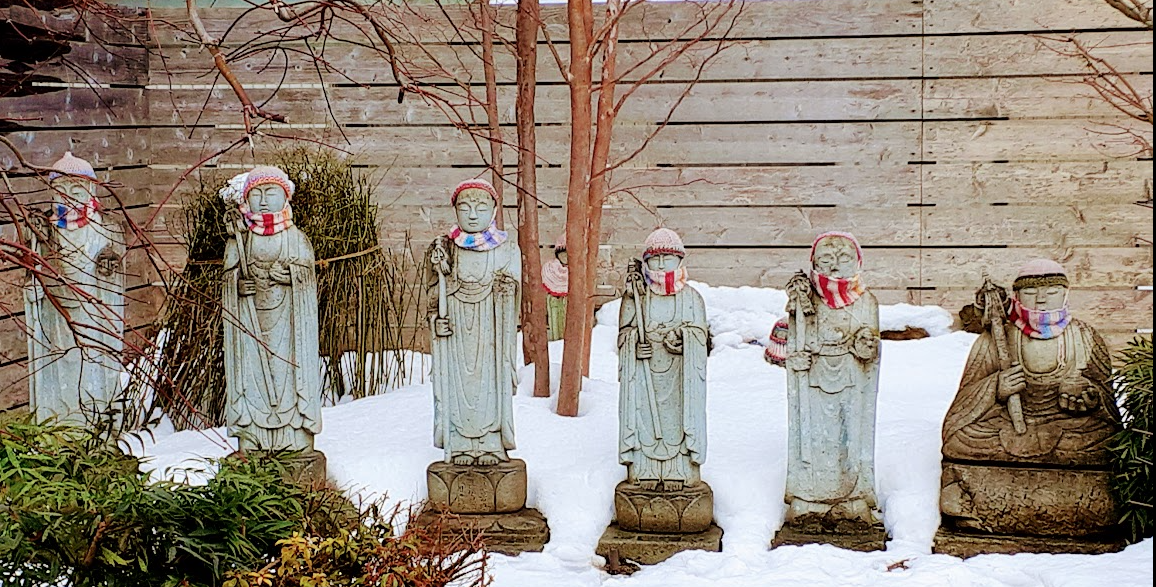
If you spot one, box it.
[25,152,125,426]
[935,259,1123,556]
[541,232,569,341]
[775,231,884,551]
[597,228,721,565]
[221,166,325,483]
[416,178,548,554]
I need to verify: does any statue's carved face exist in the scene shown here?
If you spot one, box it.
[455,190,495,233]
[556,249,569,266]
[247,183,288,214]
[646,253,682,272]
[812,236,858,278]
[1017,284,1068,311]
[51,178,94,206]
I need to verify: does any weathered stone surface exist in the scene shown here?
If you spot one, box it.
[596,523,723,565]
[934,527,1125,558]
[413,506,549,556]
[772,515,887,552]
[283,450,328,489]
[614,480,714,534]
[940,461,1118,537]
[427,459,527,514]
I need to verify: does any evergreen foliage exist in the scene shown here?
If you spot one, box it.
[1110,335,1154,543]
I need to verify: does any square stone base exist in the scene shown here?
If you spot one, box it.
[427,459,528,514]
[412,506,549,556]
[596,523,723,565]
[771,518,887,552]
[933,528,1126,558]
[229,450,328,488]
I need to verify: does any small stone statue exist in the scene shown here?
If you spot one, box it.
[417,179,547,554]
[776,231,883,551]
[221,166,324,481]
[936,259,1123,556]
[541,232,568,341]
[25,152,125,425]
[597,228,721,565]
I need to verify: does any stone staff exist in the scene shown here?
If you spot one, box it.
[978,271,1026,434]
[627,258,664,439]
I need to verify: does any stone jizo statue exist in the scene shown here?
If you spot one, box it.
[778,231,882,549]
[936,259,1123,556]
[541,232,568,341]
[221,166,323,460]
[25,152,125,425]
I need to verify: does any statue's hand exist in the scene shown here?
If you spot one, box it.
[95,248,120,277]
[270,264,292,285]
[785,351,812,372]
[662,329,684,354]
[238,278,257,297]
[434,317,453,337]
[1059,389,1099,414]
[493,270,517,296]
[636,341,653,360]
[851,327,879,362]
[996,364,1026,401]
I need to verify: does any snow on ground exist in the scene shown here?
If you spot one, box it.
[133,282,1154,587]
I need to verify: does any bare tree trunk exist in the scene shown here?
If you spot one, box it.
[478,0,504,227]
[557,0,595,417]
[516,0,550,398]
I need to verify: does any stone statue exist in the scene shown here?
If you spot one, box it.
[936,259,1123,556]
[416,179,547,554]
[221,166,324,479]
[597,228,721,565]
[541,232,568,341]
[25,152,125,425]
[776,231,883,550]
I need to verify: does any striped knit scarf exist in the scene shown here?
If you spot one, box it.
[1009,297,1070,340]
[240,203,294,236]
[450,221,507,251]
[542,259,569,297]
[644,265,688,296]
[810,270,866,309]
[49,198,100,230]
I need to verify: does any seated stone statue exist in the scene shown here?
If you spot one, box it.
[25,152,125,425]
[937,259,1123,555]
[221,166,323,464]
[541,232,568,341]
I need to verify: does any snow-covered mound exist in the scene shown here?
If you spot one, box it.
[132,283,1154,587]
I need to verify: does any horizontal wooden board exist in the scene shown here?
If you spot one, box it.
[924,75,1155,119]
[31,41,148,86]
[919,288,1152,333]
[921,247,1153,288]
[0,361,30,411]
[1,87,147,128]
[922,204,1151,247]
[147,78,922,128]
[924,0,1151,34]
[922,161,1154,205]
[925,31,1154,78]
[0,128,150,171]
[923,118,1153,162]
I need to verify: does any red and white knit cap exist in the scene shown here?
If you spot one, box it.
[452,178,498,205]
[810,231,863,267]
[49,151,97,182]
[243,166,295,199]
[643,227,686,259]
[1013,258,1068,290]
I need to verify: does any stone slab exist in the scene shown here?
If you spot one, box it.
[941,461,1117,537]
[614,480,714,534]
[771,518,887,552]
[427,458,528,514]
[596,523,723,565]
[412,506,549,556]
[933,527,1126,558]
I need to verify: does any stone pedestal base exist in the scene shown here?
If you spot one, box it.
[771,514,886,552]
[614,481,714,533]
[933,528,1126,558]
[413,506,549,556]
[597,523,723,565]
[427,459,528,514]
[230,449,328,488]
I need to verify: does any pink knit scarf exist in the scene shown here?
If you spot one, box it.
[240,203,294,236]
[541,259,569,297]
[644,266,688,296]
[810,271,866,309]
[1009,297,1070,340]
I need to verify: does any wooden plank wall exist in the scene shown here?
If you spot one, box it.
[2,0,1152,411]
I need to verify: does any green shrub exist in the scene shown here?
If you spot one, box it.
[1110,335,1154,543]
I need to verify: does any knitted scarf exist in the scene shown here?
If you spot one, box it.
[449,221,508,251]
[49,198,100,230]
[810,270,866,309]
[1009,297,1070,340]
[644,265,688,296]
[542,259,569,297]
[240,202,294,236]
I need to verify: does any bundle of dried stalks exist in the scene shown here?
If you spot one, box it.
[145,148,423,430]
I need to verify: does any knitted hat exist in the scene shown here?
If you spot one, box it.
[243,166,295,199]
[810,231,863,267]
[1013,258,1069,291]
[643,228,686,259]
[764,318,789,366]
[48,151,97,182]
[452,178,498,205]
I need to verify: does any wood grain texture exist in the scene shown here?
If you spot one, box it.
[922,161,1154,205]
[924,0,1150,34]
